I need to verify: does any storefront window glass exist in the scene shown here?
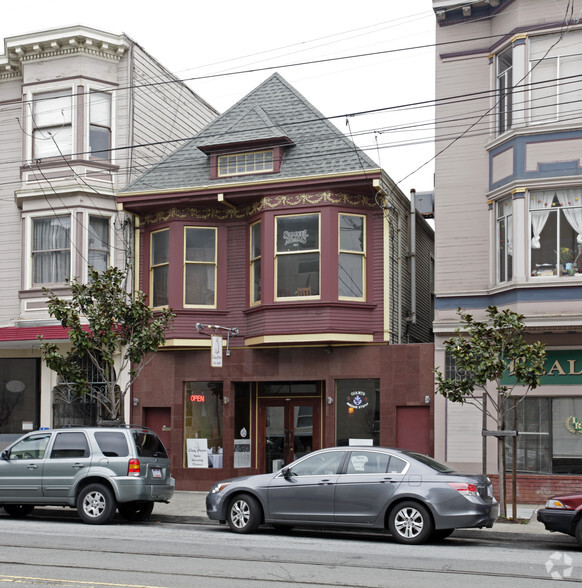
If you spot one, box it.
[336,379,379,446]
[0,359,39,450]
[234,383,252,468]
[184,382,223,468]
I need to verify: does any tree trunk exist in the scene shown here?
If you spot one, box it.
[498,391,506,517]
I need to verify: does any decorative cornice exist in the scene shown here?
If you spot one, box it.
[141,191,377,225]
[1,26,129,81]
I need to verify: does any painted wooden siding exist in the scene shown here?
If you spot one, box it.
[125,44,218,187]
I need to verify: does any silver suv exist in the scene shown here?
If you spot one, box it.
[0,425,174,524]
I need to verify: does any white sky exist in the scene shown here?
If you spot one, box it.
[4,0,437,195]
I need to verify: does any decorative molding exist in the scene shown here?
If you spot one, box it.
[141,191,377,225]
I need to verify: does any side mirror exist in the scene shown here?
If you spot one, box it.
[281,467,292,479]
[0,450,9,461]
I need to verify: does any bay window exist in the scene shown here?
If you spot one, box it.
[250,221,261,304]
[530,189,582,277]
[88,216,110,272]
[89,91,112,160]
[339,213,365,299]
[497,47,512,134]
[32,216,71,285]
[275,213,320,299]
[32,90,72,159]
[150,229,169,307]
[529,31,582,124]
[497,198,512,283]
[184,227,216,306]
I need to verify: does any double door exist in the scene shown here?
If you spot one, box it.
[259,397,320,473]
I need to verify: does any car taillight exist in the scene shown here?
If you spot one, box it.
[448,482,479,496]
[128,458,140,477]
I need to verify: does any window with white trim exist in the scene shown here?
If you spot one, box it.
[184,227,217,307]
[530,189,582,277]
[88,216,110,272]
[32,90,72,159]
[218,150,274,177]
[529,31,582,124]
[275,213,320,298]
[497,47,512,135]
[89,91,112,160]
[497,198,513,283]
[339,213,365,299]
[150,229,169,307]
[32,216,71,285]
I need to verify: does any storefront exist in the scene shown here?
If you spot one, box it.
[132,343,434,491]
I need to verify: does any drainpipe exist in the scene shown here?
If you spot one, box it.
[409,189,417,326]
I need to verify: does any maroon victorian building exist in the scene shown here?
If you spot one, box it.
[118,73,434,490]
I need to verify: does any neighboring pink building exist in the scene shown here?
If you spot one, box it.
[433,0,582,501]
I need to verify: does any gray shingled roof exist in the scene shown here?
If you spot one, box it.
[123,72,379,194]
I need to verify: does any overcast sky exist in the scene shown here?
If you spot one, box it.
[3,0,437,195]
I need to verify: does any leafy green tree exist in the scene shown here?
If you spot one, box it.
[434,306,546,516]
[39,267,174,423]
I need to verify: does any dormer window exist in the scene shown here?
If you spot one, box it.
[217,150,274,177]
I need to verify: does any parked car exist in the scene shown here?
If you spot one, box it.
[537,494,582,545]
[0,425,174,524]
[206,446,498,544]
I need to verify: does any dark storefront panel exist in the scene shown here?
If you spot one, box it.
[336,379,379,446]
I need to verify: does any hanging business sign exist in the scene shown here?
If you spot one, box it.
[211,335,223,368]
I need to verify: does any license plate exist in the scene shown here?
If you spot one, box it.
[152,468,162,478]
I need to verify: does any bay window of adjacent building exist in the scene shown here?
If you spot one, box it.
[497,198,513,283]
[339,213,365,299]
[32,89,73,159]
[184,227,217,307]
[530,189,582,277]
[529,30,582,124]
[32,215,71,285]
[89,91,112,160]
[250,220,261,305]
[275,213,320,298]
[88,216,110,272]
[497,47,513,134]
[150,228,169,307]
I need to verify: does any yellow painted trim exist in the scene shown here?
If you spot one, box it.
[118,169,382,198]
[383,204,390,342]
[244,333,373,346]
[162,338,212,348]
[511,188,527,195]
[512,34,528,43]
[134,223,140,295]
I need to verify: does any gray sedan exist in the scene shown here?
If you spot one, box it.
[206,446,498,544]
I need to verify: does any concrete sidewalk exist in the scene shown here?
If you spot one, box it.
[152,491,555,540]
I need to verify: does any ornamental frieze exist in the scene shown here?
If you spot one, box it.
[141,191,376,225]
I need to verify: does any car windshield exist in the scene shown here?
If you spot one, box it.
[404,451,459,473]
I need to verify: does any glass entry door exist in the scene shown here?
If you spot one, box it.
[260,398,320,473]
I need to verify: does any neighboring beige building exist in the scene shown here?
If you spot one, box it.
[433,0,582,500]
[0,26,217,447]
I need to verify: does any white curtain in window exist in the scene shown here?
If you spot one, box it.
[560,188,582,244]
[530,190,556,248]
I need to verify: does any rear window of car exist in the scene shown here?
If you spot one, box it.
[405,451,458,473]
[132,431,168,458]
[94,432,130,457]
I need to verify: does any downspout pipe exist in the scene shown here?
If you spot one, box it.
[409,189,417,325]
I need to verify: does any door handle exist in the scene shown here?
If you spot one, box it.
[381,477,395,483]
[27,464,38,470]
[72,463,85,469]
[318,479,333,485]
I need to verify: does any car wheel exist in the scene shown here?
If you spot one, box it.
[574,519,582,547]
[77,483,117,525]
[227,494,261,534]
[118,501,155,522]
[431,528,454,541]
[3,504,35,518]
[388,501,433,544]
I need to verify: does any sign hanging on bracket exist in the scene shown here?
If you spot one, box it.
[211,335,223,368]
